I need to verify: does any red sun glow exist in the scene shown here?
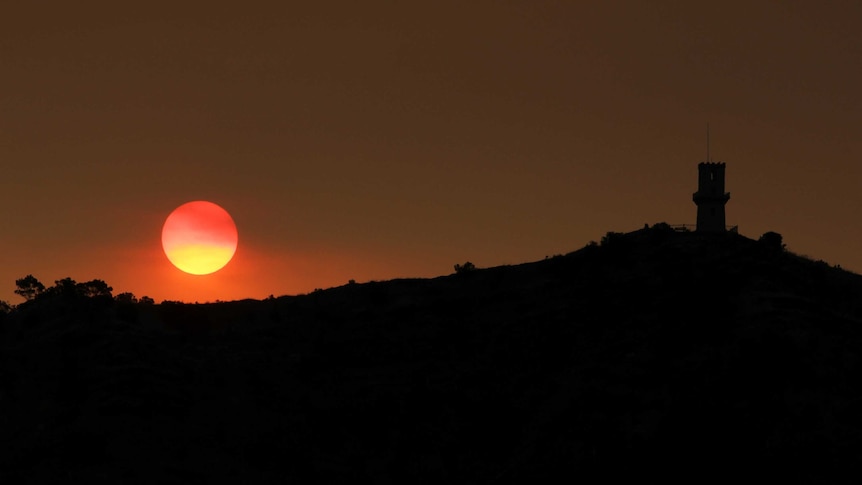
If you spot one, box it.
[161,201,238,275]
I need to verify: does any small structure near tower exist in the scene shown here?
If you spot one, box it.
[692,162,730,232]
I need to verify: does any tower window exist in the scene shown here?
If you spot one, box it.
[710,171,715,181]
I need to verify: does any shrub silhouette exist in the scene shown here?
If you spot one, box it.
[454,261,476,274]
[651,222,674,232]
[600,231,624,247]
[759,231,785,251]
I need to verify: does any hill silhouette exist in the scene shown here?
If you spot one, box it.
[3,225,862,483]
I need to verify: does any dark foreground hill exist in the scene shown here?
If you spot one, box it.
[3,226,862,484]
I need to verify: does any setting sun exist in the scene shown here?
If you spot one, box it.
[161,201,238,275]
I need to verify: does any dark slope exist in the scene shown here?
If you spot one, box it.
[3,226,862,484]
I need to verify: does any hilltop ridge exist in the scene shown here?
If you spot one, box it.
[3,225,862,483]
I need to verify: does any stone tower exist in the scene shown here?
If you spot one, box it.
[692,162,730,232]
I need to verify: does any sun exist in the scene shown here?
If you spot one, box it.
[161,201,238,275]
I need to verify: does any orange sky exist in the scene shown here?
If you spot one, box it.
[2,1,861,303]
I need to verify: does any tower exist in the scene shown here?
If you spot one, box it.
[692,162,730,232]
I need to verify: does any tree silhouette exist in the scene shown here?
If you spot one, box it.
[37,278,114,299]
[77,279,113,299]
[14,275,45,301]
[50,277,79,298]
[115,292,137,304]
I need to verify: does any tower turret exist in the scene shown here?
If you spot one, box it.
[692,162,730,232]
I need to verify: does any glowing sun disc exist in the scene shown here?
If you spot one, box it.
[162,201,238,275]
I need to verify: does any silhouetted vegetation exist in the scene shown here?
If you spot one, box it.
[114,292,137,304]
[651,221,674,232]
[0,301,9,326]
[759,230,786,251]
[3,229,862,483]
[14,274,44,301]
[453,261,477,274]
[13,276,114,304]
[600,230,624,246]
[76,279,112,299]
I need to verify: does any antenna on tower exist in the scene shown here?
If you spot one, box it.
[706,122,710,162]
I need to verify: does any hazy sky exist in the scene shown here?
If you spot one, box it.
[3,1,861,303]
